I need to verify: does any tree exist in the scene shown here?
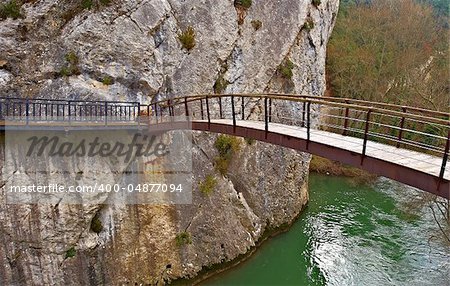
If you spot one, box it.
[327,0,448,111]
[327,0,450,243]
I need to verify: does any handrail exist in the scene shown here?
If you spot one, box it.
[149,94,449,126]
[0,93,448,197]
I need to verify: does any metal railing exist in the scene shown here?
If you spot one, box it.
[0,94,448,185]
[0,97,140,125]
[145,94,449,184]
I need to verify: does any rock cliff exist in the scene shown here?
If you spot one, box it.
[0,0,339,284]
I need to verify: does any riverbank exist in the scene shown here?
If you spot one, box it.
[309,155,377,184]
[173,156,378,285]
[172,203,310,285]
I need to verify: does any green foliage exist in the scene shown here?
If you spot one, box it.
[251,19,262,31]
[65,51,79,65]
[326,0,448,154]
[81,0,111,11]
[234,0,252,9]
[0,1,21,20]
[90,214,103,233]
[213,75,228,94]
[178,26,196,51]
[214,135,240,157]
[59,51,81,77]
[101,76,114,85]
[278,59,295,80]
[327,0,447,110]
[303,17,314,31]
[245,137,256,145]
[65,247,76,259]
[59,67,71,77]
[199,174,217,196]
[312,0,321,7]
[175,232,192,246]
[214,135,240,175]
[81,0,94,10]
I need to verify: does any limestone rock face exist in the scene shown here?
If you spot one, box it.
[0,0,339,284]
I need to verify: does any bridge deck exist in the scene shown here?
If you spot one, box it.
[197,119,450,181]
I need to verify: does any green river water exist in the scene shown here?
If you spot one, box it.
[202,174,449,286]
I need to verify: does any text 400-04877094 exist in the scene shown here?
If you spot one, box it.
[77,183,185,193]
[8,183,185,194]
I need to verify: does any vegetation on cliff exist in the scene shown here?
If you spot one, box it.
[214,135,241,175]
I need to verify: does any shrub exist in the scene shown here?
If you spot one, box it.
[90,214,103,233]
[199,174,217,196]
[213,75,228,94]
[65,51,79,66]
[178,26,196,51]
[278,59,295,80]
[214,135,240,175]
[65,247,76,259]
[81,0,110,10]
[102,76,114,85]
[234,0,252,9]
[245,137,256,145]
[312,0,321,7]
[59,51,81,77]
[304,17,314,31]
[251,20,262,31]
[214,135,240,157]
[81,0,93,10]
[214,156,229,176]
[175,232,192,246]
[0,1,21,20]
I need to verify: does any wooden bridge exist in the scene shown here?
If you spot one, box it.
[0,94,448,199]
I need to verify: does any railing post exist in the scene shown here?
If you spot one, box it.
[302,101,306,127]
[231,95,236,131]
[167,100,171,117]
[219,97,223,119]
[396,107,407,148]
[241,96,245,120]
[137,102,141,127]
[200,99,204,120]
[264,97,269,138]
[206,95,211,128]
[342,100,350,136]
[154,103,158,124]
[361,108,372,165]
[438,130,450,191]
[306,101,311,149]
[104,101,108,126]
[68,101,71,124]
[269,98,272,123]
[184,97,189,118]
[26,99,29,125]
[169,99,174,121]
